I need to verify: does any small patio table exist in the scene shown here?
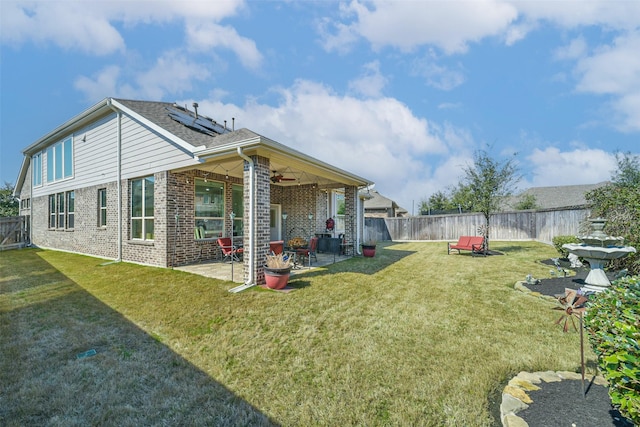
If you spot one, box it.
[284,249,301,269]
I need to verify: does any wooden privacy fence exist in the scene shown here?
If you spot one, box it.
[0,216,29,251]
[366,208,590,244]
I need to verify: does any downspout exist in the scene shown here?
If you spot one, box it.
[356,194,362,255]
[229,146,255,292]
[106,99,123,262]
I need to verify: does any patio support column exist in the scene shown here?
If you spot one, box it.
[244,154,271,285]
[344,185,357,254]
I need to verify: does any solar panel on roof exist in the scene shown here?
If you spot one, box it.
[166,107,229,136]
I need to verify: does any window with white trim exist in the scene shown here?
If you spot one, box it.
[194,178,224,238]
[32,153,42,186]
[332,191,345,233]
[131,176,154,240]
[48,191,74,229]
[67,191,75,229]
[98,188,107,227]
[57,193,65,228]
[46,137,73,182]
[231,184,244,236]
[49,195,56,228]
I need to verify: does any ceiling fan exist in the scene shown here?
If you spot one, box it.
[270,170,297,183]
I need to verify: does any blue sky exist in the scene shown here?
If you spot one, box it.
[1,1,639,213]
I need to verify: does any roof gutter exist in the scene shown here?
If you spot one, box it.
[229,146,256,293]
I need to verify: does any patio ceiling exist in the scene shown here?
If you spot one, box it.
[190,130,372,189]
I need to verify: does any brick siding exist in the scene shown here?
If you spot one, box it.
[28,164,360,275]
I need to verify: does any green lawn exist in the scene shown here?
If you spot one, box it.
[0,242,593,426]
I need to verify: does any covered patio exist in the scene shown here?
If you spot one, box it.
[168,127,373,288]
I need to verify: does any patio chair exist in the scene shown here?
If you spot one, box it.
[218,237,243,262]
[296,237,318,267]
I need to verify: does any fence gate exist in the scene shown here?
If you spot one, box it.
[0,216,29,251]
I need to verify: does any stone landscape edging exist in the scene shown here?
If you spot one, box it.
[500,370,608,427]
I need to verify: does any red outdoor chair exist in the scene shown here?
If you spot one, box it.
[217,237,243,262]
[296,237,318,267]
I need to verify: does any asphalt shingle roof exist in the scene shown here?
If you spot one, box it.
[510,182,609,209]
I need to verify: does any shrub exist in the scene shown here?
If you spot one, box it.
[552,235,580,258]
[585,153,640,274]
[265,252,292,269]
[584,276,640,424]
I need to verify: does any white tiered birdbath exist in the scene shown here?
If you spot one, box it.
[562,218,636,293]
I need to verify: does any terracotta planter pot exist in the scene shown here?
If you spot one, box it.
[264,267,291,289]
[362,245,376,257]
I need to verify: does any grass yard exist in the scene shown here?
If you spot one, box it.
[0,242,594,426]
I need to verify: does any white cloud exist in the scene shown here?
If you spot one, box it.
[322,0,519,54]
[347,61,388,98]
[135,51,211,100]
[1,1,125,55]
[74,66,129,101]
[411,56,466,91]
[438,102,462,110]
[526,146,616,187]
[74,52,210,101]
[554,36,588,61]
[0,0,250,58]
[574,31,640,132]
[185,22,263,69]
[513,0,640,30]
[195,79,460,210]
[575,32,640,95]
[320,1,640,58]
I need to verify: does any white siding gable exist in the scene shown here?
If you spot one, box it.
[119,114,200,179]
[32,109,202,198]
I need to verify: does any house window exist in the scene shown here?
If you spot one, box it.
[46,137,73,183]
[49,195,56,228]
[48,191,74,229]
[32,153,42,186]
[131,176,154,240]
[98,188,107,227]
[332,191,345,232]
[194,178,224,238]
[231,184,244,236]
[57,193,65,228]
[21,198,30,209]
[67,191,75,229]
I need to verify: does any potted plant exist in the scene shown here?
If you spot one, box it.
[361,241,377,257]
[264,252,293,289]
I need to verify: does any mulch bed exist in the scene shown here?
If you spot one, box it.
[517,378,634,427]
[521,258,614,298]
[514,258,634,427]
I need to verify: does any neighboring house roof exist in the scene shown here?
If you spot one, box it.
[15,98,373,195]
[364,190,408,216]
[364,190,397,210]
[508,182,609,210]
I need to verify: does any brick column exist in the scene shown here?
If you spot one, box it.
[344,185,357,254]
[243,155,270,285]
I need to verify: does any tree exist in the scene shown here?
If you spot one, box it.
[586,152,640,274]
[0,182,19,217]
[428,190,455,212]
[461,149,521,250]
[417,198,430,215]
[514,194,538,210]
[449,183,474,212]
[611,151,640,187]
